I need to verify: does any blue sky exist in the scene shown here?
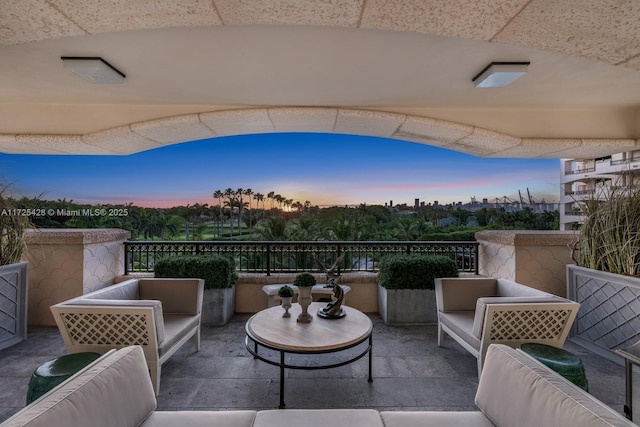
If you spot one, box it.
[0,133,560,208]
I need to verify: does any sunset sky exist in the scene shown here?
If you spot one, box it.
[0,132,560,208]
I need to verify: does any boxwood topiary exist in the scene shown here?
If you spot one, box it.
[154,254,238,290]
[377,254,458,290]
[293,272,316,287]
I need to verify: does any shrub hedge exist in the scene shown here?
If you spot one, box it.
[377,254,458,290]
[154,255,238,290]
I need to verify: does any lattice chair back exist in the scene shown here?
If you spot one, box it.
[478,302,579,371]
[50,305,160,370]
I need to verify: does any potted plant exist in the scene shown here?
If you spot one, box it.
[0,186,30,350]
[277,285,295,318]
[377,254,458,325]
[293,272,316,323]
[567,173,640,354]
[154,254,237,325]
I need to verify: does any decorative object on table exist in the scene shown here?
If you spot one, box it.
[277,285,294,318]
[293,272,316,323]
[313,252,347,319]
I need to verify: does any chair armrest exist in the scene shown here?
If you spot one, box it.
[139,278,204,315]
[435,278,498,312]
[472,296,566,339]
[479,301,580,345]
[50,304,162,353]
[57,299,165,344]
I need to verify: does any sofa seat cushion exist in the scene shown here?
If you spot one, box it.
[380,411,496,427]
[158,314,200,357]
[141,410,257,427]
[438,311,479,351]
[254,409,384,427]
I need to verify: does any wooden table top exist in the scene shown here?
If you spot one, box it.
[246,302,373,352]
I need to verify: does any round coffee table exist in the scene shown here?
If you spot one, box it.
[245,302,373,408]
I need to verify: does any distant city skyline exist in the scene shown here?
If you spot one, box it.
[0,133,560,209]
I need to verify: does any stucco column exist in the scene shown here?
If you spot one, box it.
[475,230,577,297]
[24,228,131,325]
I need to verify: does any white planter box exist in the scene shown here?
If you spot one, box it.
[201,286,235,326]
[0,262,28,350]
[567,264,640,357]
[378,284,437,325]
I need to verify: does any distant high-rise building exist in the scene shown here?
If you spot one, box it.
[414,198,420,208]
[560,150,640,230]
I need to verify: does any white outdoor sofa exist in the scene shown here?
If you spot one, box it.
[49,277,204,395]
[2,344,633,427]
[435,277,580,375]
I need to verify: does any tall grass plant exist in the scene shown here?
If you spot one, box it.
[577,173,640,276]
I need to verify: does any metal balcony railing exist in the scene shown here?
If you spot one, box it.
[124,240,479,275]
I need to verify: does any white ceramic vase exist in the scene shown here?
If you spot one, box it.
[297,286,313,323]
[281,297,292,318]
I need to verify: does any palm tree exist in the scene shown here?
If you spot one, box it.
[236,188,244,235]
[267,191,275,210]
[213,189,224,237]
[274,194,283,210]
[223,188,235,236]
[244,188,254,229]
[254,192,265,221]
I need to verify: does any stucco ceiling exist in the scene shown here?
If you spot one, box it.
[1,0,639,158]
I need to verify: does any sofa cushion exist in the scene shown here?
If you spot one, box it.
[158,314,201,357]
[438,311,479,351]
[471,296,565,339]
[3,346,156,427]
[141,411,257,427]
[65,298,166,345]
[495,279,552,298]
[254,409,384,427]
[380,411,496,427]
[139,279,203,315]
[435,278,497,312]
[83,279,141,300]
[476,344,634,427]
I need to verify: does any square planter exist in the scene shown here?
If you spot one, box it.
[201,286,235,326]
[0,261,28,350]
[567,264,640,358]
[378,284,437,325]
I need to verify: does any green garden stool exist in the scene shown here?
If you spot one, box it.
[520,343,588,391]
[26,352,101,404]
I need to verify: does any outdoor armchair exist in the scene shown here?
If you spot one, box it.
[435,277,579,376]
[50,277,204,394]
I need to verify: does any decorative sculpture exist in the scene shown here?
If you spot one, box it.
[313,253,347,319]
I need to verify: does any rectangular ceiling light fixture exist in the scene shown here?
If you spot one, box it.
[472,62,530,88]
[61,56,126,84]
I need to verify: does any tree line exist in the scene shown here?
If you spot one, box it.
[15,191,559,241]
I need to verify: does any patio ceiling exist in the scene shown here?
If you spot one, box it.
[1,0,639,158]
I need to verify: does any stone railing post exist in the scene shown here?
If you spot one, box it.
[24,228,131,326]
[475,230,577,297]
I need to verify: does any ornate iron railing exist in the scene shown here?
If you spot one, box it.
[124,240,479,275]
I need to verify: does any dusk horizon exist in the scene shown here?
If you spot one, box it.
[0,132,560,209]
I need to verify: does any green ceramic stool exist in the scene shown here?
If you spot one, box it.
[26,352,101,404]
[520,343,589,391]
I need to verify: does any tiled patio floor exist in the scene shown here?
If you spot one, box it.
[0,313,629,423]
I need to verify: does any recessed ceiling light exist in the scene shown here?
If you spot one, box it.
[472,62,530,88]
[61,56,126,84]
